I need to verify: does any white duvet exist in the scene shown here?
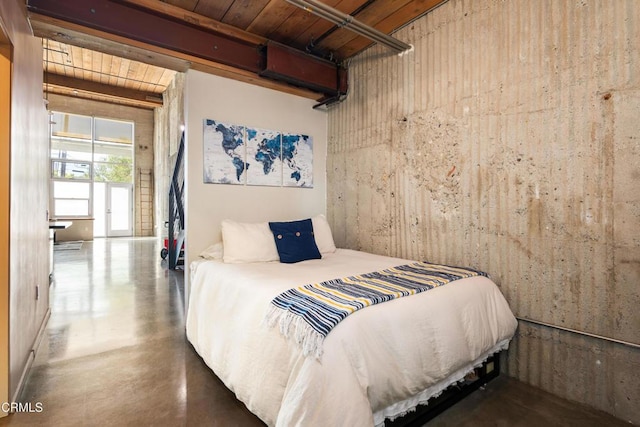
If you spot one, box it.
[186,249,518,426]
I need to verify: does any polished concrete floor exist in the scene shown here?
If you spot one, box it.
[0,238,630,426]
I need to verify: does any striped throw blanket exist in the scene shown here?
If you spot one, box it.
[265,262,487,359]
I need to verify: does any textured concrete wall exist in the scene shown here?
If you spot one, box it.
[154,72,184,237]
[48,94,155,236]
[327,0,639,422]
[134,114,154,238]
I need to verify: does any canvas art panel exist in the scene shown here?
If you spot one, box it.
[282,133,313,188]
[246,127,282,186]
[203,119,247,184]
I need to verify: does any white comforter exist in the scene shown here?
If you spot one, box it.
[186,249,517,426]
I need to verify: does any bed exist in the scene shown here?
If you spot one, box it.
[186,217,517,426]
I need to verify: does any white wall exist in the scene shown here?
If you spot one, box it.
[184,70,327,267]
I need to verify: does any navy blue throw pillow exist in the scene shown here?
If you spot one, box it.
[269,219,322,264]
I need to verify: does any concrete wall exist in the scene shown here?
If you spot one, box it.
[327,0,639,423]
[154,72,185,237]
[184,70,327,267]
[0,0,50,407]
[47,94,155,236]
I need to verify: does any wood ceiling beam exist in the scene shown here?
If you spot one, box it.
[32,15,192,72]
[45,72,163,108]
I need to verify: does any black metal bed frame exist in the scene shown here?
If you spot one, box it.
[386,353,501,426]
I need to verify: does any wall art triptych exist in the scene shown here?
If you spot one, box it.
[203,119,313,188]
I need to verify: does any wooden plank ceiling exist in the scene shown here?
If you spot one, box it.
[43,39,176,108]
[31,0,447,108]
[157,0,442,60]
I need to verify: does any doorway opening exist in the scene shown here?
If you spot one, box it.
[93,182,133,237]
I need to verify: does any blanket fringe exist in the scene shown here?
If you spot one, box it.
[264,304,325,359]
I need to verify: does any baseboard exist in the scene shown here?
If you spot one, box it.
[10,308,50,404]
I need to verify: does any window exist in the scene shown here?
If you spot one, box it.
[93,118,134,183]
[49,112,134,218]
[52,181,91,216]
[51,161,91,179]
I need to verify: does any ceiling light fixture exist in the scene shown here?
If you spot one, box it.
[286,0,411,53]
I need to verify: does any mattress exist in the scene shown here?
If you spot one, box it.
[186,249,518,426]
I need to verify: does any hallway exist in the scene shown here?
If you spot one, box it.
[0,238,630,426]
[1,238,263,426]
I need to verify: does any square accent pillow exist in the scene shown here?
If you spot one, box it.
[269,218,322,263]
[221,220,279,263]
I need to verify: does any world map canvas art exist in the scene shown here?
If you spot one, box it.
[203,118,313,188]
[282,133,313,188]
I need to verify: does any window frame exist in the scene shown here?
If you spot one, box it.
[49,179,93,218]
[49,112,134,219]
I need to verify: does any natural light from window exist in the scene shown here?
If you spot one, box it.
[49,112,134,238]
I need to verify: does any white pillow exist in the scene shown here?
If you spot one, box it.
[199,242,223,260]
[221,220,279,263]
[311,214,336,254]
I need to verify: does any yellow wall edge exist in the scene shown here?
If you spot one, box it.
[0,18,12,417]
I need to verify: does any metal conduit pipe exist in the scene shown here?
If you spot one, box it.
[346,19,410,51]
[516,317,640,350]
[286,0,412,53]
[304,0,411,52]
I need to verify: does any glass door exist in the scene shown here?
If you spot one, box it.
[106,183,133,237]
